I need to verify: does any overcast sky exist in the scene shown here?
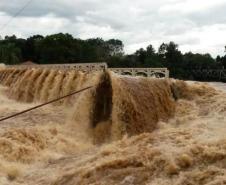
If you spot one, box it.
[0,0,226,57]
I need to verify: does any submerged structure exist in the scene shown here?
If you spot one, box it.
[0,66,225,185]
[6,62,169,78]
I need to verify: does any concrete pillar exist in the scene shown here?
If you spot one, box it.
[166,70,170,78]
[132,69,136,76]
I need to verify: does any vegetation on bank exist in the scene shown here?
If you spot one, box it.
[0,33,226,80]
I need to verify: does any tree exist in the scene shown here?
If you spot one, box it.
[0,33,223,81]
[157,42,184,78]
[106,39,124,56]
[135,48,147,65]
[146,44,155,56]
[36,33,78,64]
[158,43,168,56]
[0,42,22,64]
[23,35,44,63]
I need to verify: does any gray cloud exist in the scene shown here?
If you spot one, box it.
[0,0,226,56]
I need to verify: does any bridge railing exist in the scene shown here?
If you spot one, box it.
[7,63,108,72]
[109,68,169,78]
[6,63,169,78]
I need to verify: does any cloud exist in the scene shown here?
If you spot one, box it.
[159,0,226,14]
[0,0,226,57]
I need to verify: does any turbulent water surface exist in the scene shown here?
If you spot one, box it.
[0,68,226,185]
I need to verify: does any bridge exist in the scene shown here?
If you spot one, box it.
[7,63,170,78]
[8,63,108,72]
[109,68,169,77]
[6,63,226,80]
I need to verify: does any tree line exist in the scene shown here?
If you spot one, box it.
[0,33,226,80]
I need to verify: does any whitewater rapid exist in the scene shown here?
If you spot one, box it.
[208,82,226,92]
[0,67,226,185]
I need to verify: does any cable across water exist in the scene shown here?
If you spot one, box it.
[0,86,93,122]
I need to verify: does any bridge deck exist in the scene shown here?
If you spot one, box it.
[6,63,169,78]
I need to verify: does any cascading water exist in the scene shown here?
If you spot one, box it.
[0,67,226,185]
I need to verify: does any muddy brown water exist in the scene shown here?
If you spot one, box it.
[0,68,226,185]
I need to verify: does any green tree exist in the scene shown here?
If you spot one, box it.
[36,33,78,64]
[106,39,124,56]
[0,42,22,64]
[24,35,44,63]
